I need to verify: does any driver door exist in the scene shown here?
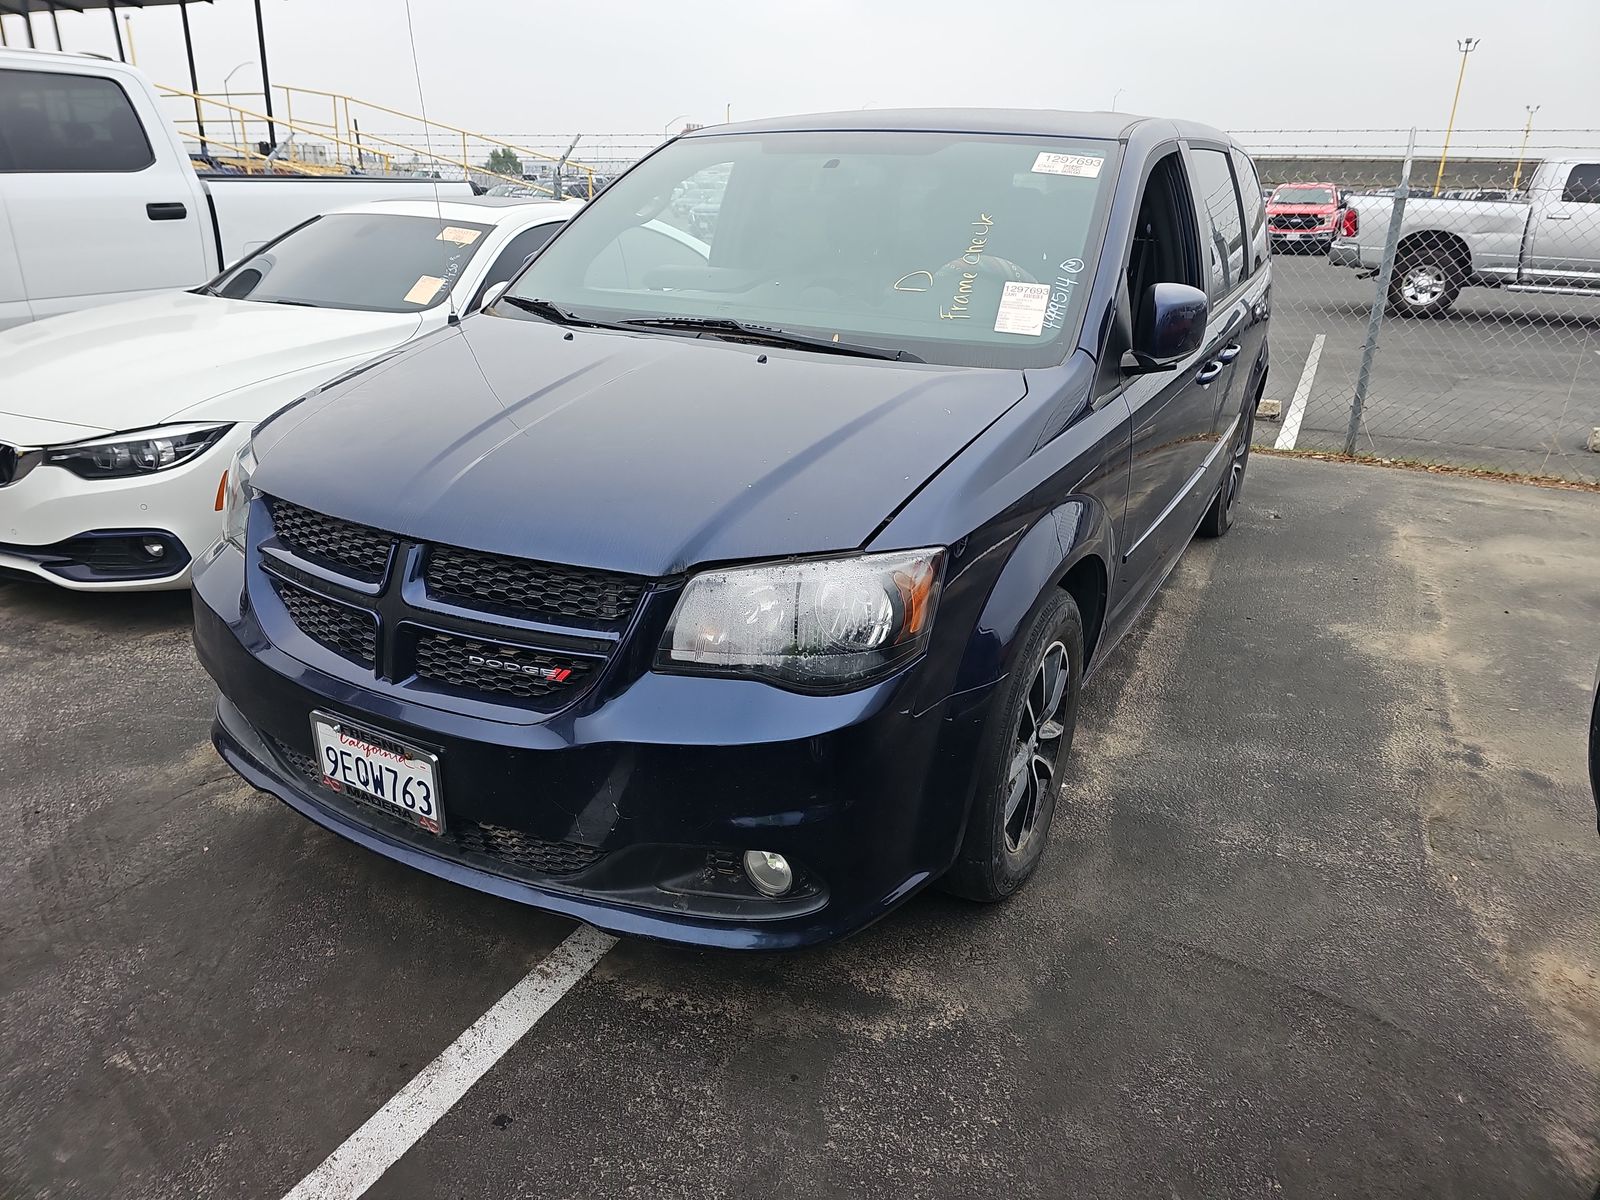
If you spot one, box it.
[1115,149,1215,604]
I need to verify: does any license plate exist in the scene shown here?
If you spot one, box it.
[310,712,443,834]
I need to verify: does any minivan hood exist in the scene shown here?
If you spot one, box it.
[0,291,422,436]
[253,315,1029,577]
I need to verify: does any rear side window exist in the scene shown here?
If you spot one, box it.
[1230,149,1269,271]
[470,221,562,310]
[1561,164,1600,204]
[0,69,155,173]
[1190,148,1246,298]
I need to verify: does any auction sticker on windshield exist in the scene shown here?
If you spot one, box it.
[1032,152,1103,178]
[311,713,443,833]
[994,281,1052,336]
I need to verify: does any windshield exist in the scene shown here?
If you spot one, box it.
[506,130,1118,368]
[209,213,493,312]
[1272,187,1334,205]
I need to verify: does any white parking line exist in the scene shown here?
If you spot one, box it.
[1274,333,1325,451]
[280,924,617,1200]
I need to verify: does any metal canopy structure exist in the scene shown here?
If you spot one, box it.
[0,0,279,151]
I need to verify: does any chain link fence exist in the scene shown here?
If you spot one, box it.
[1236,129,1600,484]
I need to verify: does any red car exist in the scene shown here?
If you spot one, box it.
[1267,182,1344,253]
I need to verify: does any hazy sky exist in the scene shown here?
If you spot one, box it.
[9,0,1598,153]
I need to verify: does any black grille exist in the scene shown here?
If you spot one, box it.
[267,736,604,878]
[425,544,644,624]
[272,579,378,666]
[452,820,605,876]
[267,497,392,579]
[1270,213,1325,230]
[414,632,593,701]
[273,737,320,780]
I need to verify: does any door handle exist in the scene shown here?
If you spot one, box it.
[1544,212,1573,221]
[146,202,188,221]
[1216,342,1242,363]
[1196,361,1224,385]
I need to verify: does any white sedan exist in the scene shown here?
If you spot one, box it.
[0,197,582,590]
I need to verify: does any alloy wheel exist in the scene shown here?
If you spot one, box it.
[1004,641,1070,854]
[1227,413,1252,512]
[1400,264,1447,307]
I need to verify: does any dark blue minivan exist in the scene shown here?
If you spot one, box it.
[193,110,1271,948]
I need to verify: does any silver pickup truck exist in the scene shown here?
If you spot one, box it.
[1330,158,1600,316]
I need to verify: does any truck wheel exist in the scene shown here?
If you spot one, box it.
[1387,251,1461,317]
[941,590,1083,903]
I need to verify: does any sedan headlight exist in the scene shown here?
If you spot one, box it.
[658,548,945,689]
[45,422,232,480]
[221,439,257,551]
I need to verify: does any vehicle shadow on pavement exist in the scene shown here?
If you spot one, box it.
[0,576,194,633]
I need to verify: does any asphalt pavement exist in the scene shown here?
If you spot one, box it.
[1262,252,1600,483]
[2,456,1598,1199]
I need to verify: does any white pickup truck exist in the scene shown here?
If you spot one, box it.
[0,48,472,331]
[1330,158,1600,316]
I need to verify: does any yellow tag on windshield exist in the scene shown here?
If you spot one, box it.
[435,226,482,246]
[403,275,446,305]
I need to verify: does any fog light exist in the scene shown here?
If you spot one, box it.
[742,850,793,897]
[142,539,167,559]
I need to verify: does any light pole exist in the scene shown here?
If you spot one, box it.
[1432,37,1480,197]
[1111,88,1126,112]
[663,113,689,140]
[223,61,256,162]
[1512,104,1540,193]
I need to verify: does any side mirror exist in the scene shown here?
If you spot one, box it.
[1123,282,1208,373]
[480,281,511,310]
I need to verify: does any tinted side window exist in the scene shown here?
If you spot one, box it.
[0,69,155,173]
[1231,149,1269,271]
[470,222,562,309]
[1561,163,1600,204]
[1190,148,1246,298]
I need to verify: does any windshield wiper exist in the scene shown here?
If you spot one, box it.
[497,296,630,329]
[619,317,922,363]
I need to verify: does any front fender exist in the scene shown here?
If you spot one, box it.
[951,495,1116,697]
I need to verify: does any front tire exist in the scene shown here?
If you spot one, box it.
[942,590,1084,903]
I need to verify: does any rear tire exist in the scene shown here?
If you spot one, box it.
[1199,393,1256,539]
[1386,245,1462,317]
[941,590,1083,903]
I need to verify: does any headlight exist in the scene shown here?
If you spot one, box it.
[44,422,232,479]
[221,440,257,551]
[658,548,945,689]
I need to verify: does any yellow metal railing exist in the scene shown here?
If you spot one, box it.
[157,85,394,175]
[158,82,602,198]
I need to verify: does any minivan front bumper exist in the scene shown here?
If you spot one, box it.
[193,544,996,949]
